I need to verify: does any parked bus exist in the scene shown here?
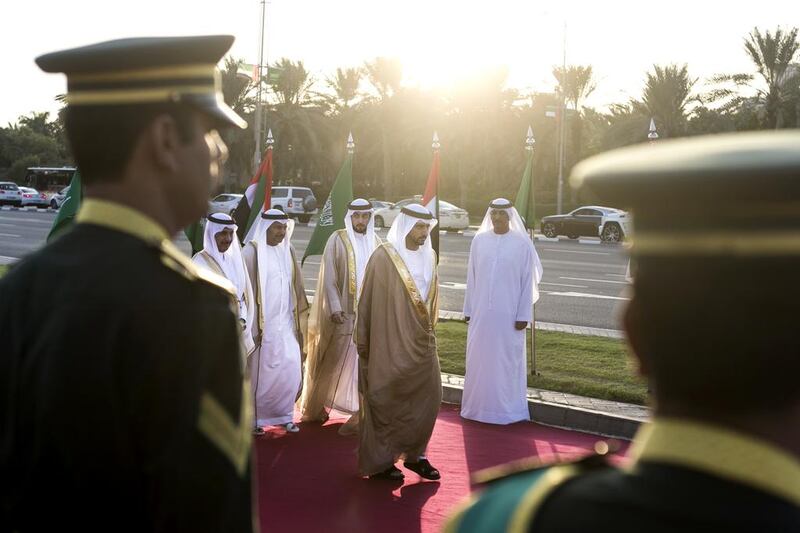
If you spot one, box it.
[24,167,76,193]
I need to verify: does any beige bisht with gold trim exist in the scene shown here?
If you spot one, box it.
[355,204,441,476]
[301,226,381,431]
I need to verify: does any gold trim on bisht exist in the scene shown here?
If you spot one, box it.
[336,229,358,301]
[382,242,435,326]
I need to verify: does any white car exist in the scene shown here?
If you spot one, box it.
[0,182,22,206]
[208,193,243,216]
[19,187,49,208]
[49,186,70,209]
[269,186,318,223]
[373,198,469,231]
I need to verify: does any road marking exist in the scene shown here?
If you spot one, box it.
[545,291,630,301]
[439,282,467,290]
[543,249,610,256]
[0,255,19,265]
[0,216,52,225]
[560,276,629,285]
[0,233,21,238]
[540,282,588,288]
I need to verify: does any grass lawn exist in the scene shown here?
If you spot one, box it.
[436,320,648,405]
[0,265,7,277]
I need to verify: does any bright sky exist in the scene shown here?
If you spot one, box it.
[2,0,798,125]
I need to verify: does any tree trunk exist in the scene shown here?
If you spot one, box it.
[381,127,393,199]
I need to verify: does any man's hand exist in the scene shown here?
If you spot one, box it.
[330,312,346,324]
[515,321,528,330]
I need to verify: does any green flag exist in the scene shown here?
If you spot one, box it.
[514,151,535,229]
[302,152,353,265]
[184,220,205,256]
[47,170,82,242]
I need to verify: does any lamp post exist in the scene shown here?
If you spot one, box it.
[648,118,659,143]
[525,125,539,376]
[253,0,267,172]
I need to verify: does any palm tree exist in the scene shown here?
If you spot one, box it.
[265,58,330,185]
[705,26,800,129]
[744,27,800,128]
[552,65,596,112]
[218,57,257,187]
[363,57,403,198]
[635,64,697,138]
[552,65,597,174]
[324,67,362,114]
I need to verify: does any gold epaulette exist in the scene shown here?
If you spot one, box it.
[472,440,618,486]
[158,239,236,296]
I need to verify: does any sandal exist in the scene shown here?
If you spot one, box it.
[253,426,265,436]
[403,459,441,480]
[369,465,404,481]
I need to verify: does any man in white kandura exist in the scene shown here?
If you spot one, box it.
[461,198,543,424]
[301,198,381,434]
[243,209,309,434]
[192,212,256,359]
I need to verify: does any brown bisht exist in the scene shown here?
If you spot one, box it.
[301,230,380,433]
[355,242,441,476]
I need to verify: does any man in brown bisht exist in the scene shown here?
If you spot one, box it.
[356,203,442,481]
[301,199,381,435]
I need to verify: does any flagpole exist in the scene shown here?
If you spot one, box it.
[525,126,538,376]
[253,0,267,172]
[432,131,440,220]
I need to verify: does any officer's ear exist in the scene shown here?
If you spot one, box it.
[623,295,650,380]
[147,113,184,174]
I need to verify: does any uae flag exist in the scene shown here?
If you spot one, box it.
[421,132,440,261]
[233,145,273,243]
[47,170,82,242]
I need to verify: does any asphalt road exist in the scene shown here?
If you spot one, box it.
[0,209,630,330]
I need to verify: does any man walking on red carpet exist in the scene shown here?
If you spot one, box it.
[355,204,442,481]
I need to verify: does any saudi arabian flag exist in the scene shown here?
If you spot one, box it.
[184,219,205,255]
[302,135,354,265]
[47,170,82,242]
[514,147,535,230]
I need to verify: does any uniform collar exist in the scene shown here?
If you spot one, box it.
[629,417,800,505]
[76,198,170,244]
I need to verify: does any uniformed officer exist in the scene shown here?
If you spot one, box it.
[0,36,256,531]
[445,131,800,532]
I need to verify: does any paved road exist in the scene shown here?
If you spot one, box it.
[0,209,630,330]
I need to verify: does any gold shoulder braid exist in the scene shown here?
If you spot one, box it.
[160,240,236,296]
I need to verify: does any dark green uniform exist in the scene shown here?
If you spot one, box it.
[0,201,254,532]
[446,130,800,532]
[449,420,800,532]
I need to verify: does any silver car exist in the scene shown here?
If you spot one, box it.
[208,193,243,216]
[19,187,50,208]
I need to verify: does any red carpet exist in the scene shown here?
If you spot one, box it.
[255,404,629,533]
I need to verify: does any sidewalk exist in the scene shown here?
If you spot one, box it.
[441,372,649,440]
[438,310,624,339]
